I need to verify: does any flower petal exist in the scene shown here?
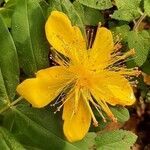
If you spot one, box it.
[17,66,73,108]
[62,94,91,142]
[88,27,114,69]
[45,11,86,63]
[91,72,135,106]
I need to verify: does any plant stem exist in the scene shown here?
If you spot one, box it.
[133,13,147,32]
[0,96,23,114]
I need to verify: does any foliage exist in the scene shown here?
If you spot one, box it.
[95,130,137,150]
[112,0,141,21]
[128,30,150,66]
[0,0,150,149]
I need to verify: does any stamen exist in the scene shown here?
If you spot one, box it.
[50,49,70,66]
[88,95,106,122]
[114,43,122,52]
[121,48,135,58]
[100,100,117,122]
[117,67,141,77]
[81,89,98,127]
[86,29,90,43]
[86,26,97,49]
[74,87,80,113]
[114,34,122,45]
[111,51,122,57]
[109,49,135,65]
[130,80,139,87]
[54,91,74,114]
[50,92,65,106]
[92,89,117,122]
[51,80,76,109]
[52,34,80,64]
[86,29,90,48]
[88,29,94,49]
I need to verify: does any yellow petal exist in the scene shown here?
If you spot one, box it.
[91,72,135,106]
[17,66,73,108]
[62,94,91,142]
[88,27,114,69]
[45,11,86,63]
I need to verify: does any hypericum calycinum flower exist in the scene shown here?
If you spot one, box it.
[17,11,140,142]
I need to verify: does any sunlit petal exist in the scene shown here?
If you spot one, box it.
[91,72,135,106]
[88,27,114,69]
[63,93,91,142]
[45,11,87,63]
[17,66,73,108]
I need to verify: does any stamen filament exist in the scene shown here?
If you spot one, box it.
[81,89,98,127]
[100,100,117,122]
[88,95,106,122]
[109,49,135,66]
[54,91,74,114]
[92,89,117,122]
[74,87,80,113]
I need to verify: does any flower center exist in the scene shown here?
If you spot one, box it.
[69,65,93,88]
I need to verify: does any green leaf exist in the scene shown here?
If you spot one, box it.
[3,104,90,150]
[0,0,16,27]
[0,127,25,150]
[11,0,49,76]
[110,106,129,123]
[38,0,49,17]
[84,7,104,25]
[73,1,104,26]
[128,30,150,66]
[144,0,150,16]
[0,69,8,109]
[4,0,10,2]
[48,0,62,12]
[141,59,150,74]
[111,25,130,42]
[61,0,85,35]
[0,15,19,103]
[78,0,112,10]
[74,132,96,149]
[112,0,141,21]
[95,129,137,150]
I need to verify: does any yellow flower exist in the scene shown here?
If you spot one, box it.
[17,11,140,142]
